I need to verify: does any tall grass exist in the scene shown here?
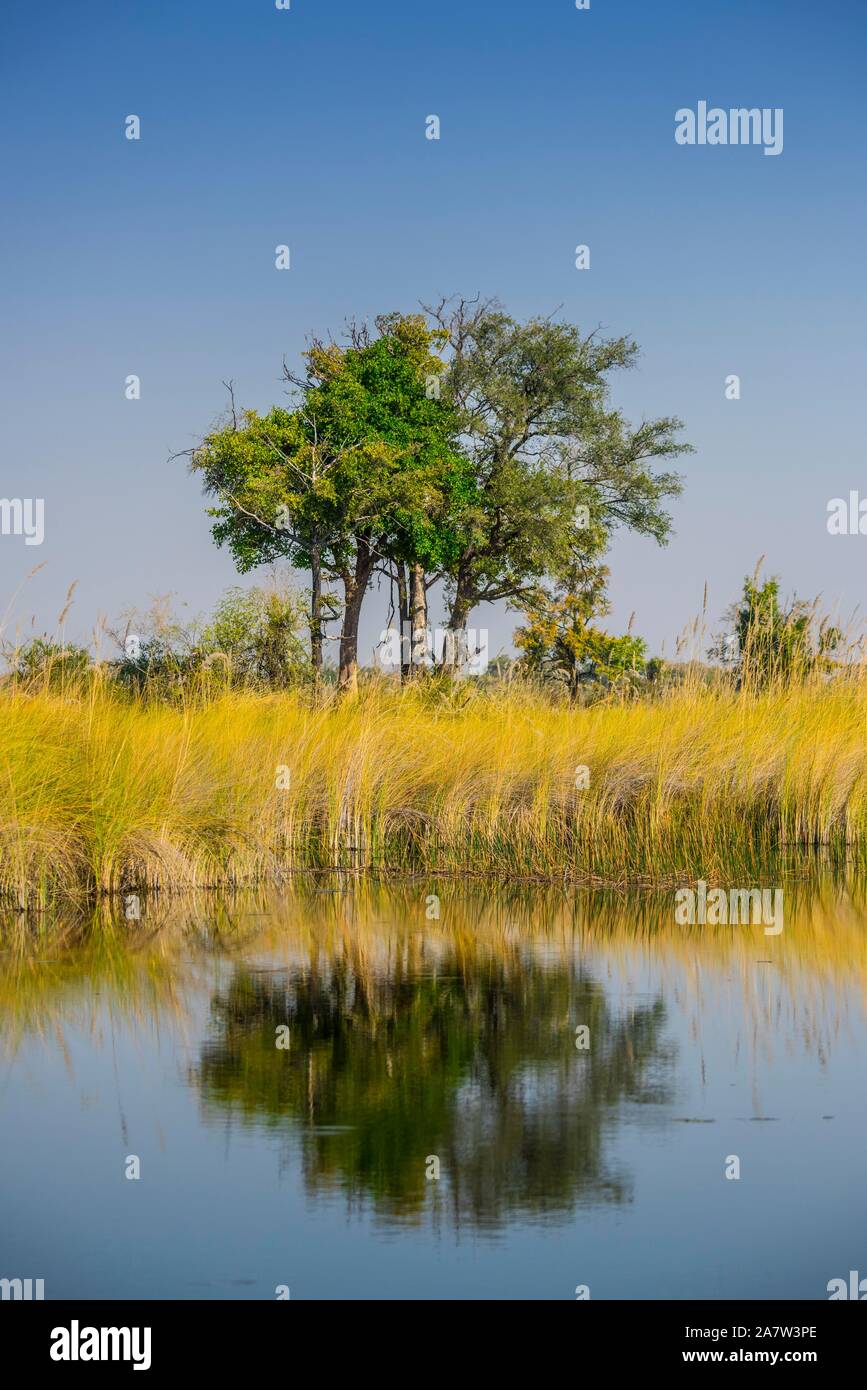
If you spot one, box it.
[1,672,866,907]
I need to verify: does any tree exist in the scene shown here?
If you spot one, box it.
[514,539,647,700]
[299,314,473,690]
[187,395,342,698]
[424,297,691,668]
[712,568,842,687]
[6,637,91,690]
[189,316,471,695]
[197,576,310,689]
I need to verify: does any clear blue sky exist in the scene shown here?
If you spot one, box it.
[2,0,865,661]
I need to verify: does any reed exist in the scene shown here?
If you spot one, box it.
[1,674,866,907]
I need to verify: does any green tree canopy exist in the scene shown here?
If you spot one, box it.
[425,297,691,667]
[713,570,842,687]
[189,314,472,693]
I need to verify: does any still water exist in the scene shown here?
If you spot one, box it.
[1,880,865,1300]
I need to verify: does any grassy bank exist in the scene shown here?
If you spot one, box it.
[1,678,866,907]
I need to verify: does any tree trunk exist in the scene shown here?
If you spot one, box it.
[310,535,323,702]
[442,576,473,672]
[338,542,374,696]
[395,561,411,684]
[409,562,428,675]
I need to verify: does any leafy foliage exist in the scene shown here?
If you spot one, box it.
[7,638,92,689]
[197,582,311,689]
[426,297,692,650]
[189,314,473,689]
[713,573,842,687]
[514,560,648,699]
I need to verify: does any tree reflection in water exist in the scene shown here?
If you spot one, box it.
[193,936,675,1230]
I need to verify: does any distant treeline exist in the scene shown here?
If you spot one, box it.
[1,558,857,704]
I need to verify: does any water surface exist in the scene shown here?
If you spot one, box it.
[1,880,864,1299]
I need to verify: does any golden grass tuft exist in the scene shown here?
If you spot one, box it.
[1,677,866,907]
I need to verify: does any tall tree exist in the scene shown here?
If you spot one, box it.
[188,399,343,699]
[189,316,471,694]
[425,297,692,668]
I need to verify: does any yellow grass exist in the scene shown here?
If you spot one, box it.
[1,677,866,906]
